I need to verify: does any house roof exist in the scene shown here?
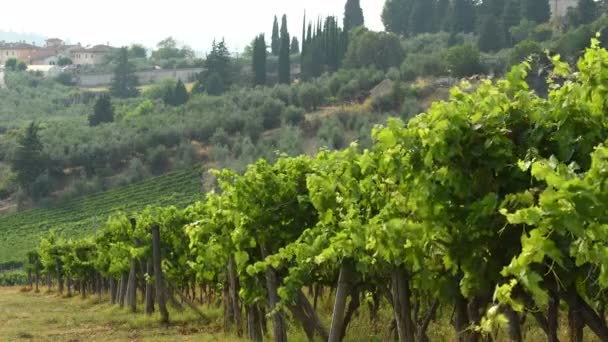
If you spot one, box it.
[0,42,37,50]
[71,44,114,53]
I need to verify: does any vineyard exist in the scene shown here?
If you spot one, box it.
[12,40,608,342]
[0,165,203,265]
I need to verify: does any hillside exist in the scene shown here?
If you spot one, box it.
[0,166,203,265]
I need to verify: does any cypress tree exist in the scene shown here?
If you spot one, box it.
[577,0,598,24]
[521,0,551,23]
[450,0,477,33]
[502,0,522,46]
[301,12,307,70]
[278,15,291,84]
[252,34,267,86]
[11,122,45,191]
[110,47,139,98]
[89,94,115,126]
[271,16,280,56]
[409,0,436,34]
[478,15,505,52]
[291,37,300,54]
[172,80,189,106]
[344,0,365,31]
[434,0,451,32]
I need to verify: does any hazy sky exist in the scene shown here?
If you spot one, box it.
[1,0,384,54]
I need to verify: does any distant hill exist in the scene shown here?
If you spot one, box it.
[0,31,46,45]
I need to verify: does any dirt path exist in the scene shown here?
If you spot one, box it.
[0,70,5,88]
[0,287,238,342]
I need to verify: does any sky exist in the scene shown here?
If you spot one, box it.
[0,0,384,54]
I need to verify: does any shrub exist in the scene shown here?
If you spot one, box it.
[509,40,543,67]
[298,83,325,111]
[284,106,305,125]
[446,44,483,77]
[146,145,170,175]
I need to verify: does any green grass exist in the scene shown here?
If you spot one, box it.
[0,286,602,341]
[0,166,204,265]
[0,286,238,342]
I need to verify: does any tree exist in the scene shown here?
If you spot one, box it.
[17,61,27,71]
[382,0,414,35]
[167,80,189,106]
[577,0,598,25]
[271,16,280,56]
[89,94,115,126]
[344,29,405,70]
[56,57,73,66]
[479,15,505,52]
[110,47,139,98]
[290,37,300,54]
[4,58,17,71]
[450,0,477,33]
[344,0,365,32]
[434,0,451,32]
[521,0,551,23]
[446,43,482,77]
[129,44,147,58]
[194,39,231,95]
[409,0,436,34]
[278,15,291,84]
[152,37,193,60]
[11,122,45,191]
[502,0,522,46]
[252,34,267,86]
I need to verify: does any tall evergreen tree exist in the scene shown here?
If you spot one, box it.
[521,0,551,23]
[344,0,365,31]
[11,122,45,191]
[479,15,505,52]
[382,0,414,35]
[278,15,291,84]
[252,34,267,86]
[291,37,300,54]
[110,47,139,98]
[171,80,190,106]
[502,0,522,46]
[434,0,451,32]
[450,0,477,33]
[271,16,280,56]
[89,94,115,126]
[194,39,232,95]
[577,0,598,24]
[409,0,436,34]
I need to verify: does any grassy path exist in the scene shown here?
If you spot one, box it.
[0,287,237,342]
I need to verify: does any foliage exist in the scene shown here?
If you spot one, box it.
[478,15,505,52]
[279,15,291,84]
[89,95,115,126]
[521,0,551,23]
[11,122,45,191]
[446,43,483,77]
[194,40,231,95]
[151,37,194,60]
[110,47,139,98]
[344,0,365,32]
[508,39,543,66]
[344,28,405,71]
[252,34,267,86]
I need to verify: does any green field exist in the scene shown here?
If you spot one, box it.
[0,166,204,265]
